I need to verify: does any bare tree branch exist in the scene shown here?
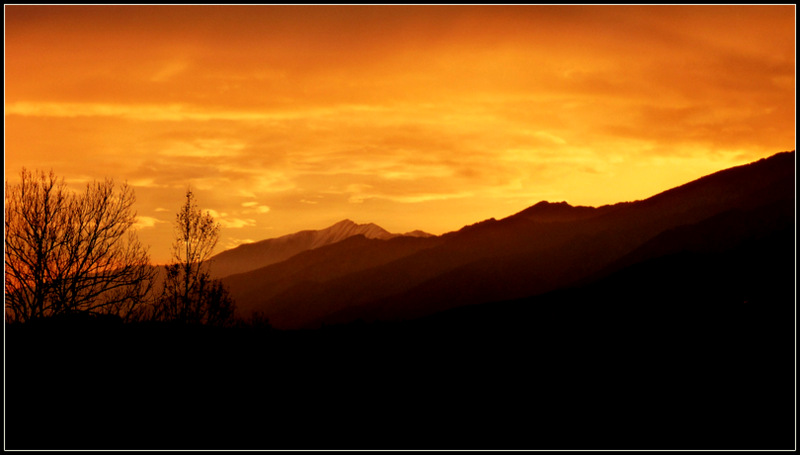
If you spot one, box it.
[5,169,156,322]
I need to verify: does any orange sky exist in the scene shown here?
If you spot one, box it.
[4,5,796,263]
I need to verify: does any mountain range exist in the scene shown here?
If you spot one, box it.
[208,219,432,278]
[214,150,794,330]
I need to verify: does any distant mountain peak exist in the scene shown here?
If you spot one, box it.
[208,218,431,278]
[403,230,435,238]
[326,219,382,230]
[511,200,599,223]
[533,200,570,207]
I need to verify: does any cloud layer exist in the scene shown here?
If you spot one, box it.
[5,5,795,262]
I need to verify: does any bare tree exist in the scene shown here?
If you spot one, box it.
[156,189,235,326]
[5,169,155,323]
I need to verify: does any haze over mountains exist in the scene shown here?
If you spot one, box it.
[215,150,795,330]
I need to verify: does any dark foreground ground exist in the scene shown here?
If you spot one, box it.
[5,226,795,450]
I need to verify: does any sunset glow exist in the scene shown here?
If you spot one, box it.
[5,5,795,263]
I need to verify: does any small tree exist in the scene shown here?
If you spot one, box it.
[157,189,235,326]
[5,169,154,323]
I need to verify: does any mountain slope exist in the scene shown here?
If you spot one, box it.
[208,219,427,278]
[369,208,794,449]
[224,150,794,329]
[223,234,442,319]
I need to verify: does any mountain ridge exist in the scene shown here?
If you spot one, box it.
[221,150,794,329]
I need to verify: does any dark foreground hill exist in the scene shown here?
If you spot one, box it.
[5,151,795,450]
[6,216,793,449]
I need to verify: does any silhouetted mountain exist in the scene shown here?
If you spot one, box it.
[508,199,614,222]
[223,233,442,321]
[369,200,794,449]
[207,219,431,278]
[223,151,794,329]
[400,229,436,238]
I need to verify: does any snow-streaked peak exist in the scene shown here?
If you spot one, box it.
[308,219,394,249]
[208,219,432,278]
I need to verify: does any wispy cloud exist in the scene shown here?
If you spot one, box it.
[4,101,390,123]
[133,216,165,230]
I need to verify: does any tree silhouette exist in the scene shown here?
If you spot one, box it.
[156,189,235,326]
[5,169,154,323]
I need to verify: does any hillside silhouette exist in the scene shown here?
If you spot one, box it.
[223,233,442,322]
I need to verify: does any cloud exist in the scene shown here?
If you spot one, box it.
[3,101,390,123]
[532,131,567,145]
[159,139,246,158]
[133,216,165,230]
[218,218,257,229]
[224,238,256,250]
[150,60,189,82]
[130,178,168,188]
[241,202,271,214]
